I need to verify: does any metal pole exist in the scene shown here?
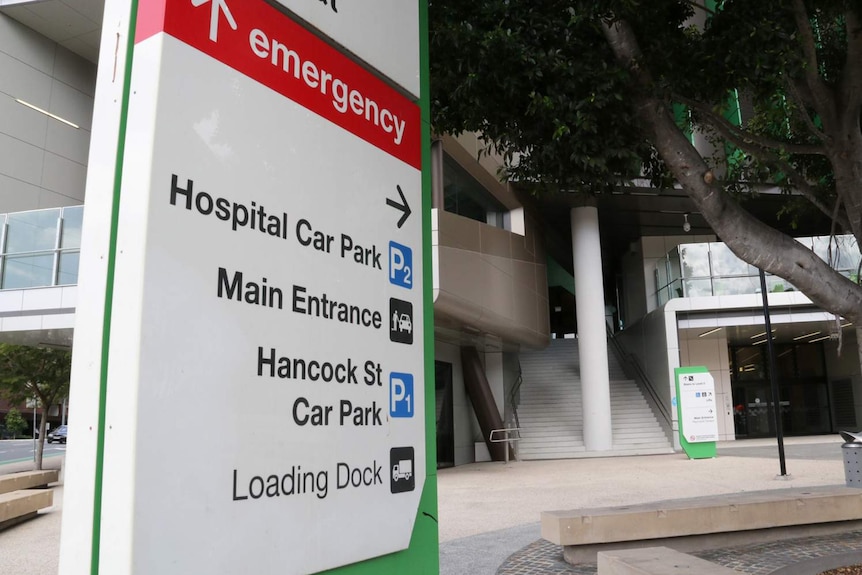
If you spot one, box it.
[759,268,787,476]
[33,402,36,462]
[61,397,67,427]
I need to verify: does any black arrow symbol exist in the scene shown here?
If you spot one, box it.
[386,185,411,229]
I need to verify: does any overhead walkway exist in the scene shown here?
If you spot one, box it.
[0,286,76,348]
[516,338,672,459]
[0,206,82,349]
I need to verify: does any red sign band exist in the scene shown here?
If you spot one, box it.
[136,0,421,169]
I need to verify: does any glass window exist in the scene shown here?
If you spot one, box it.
[805,235,861,275]
[683,278,713,297]
[662,234,859,299]
[713,276,760,296]
[679,243,710,278]
[733,347,765,381]
[60,206,84,249]
[811,236,836,267]
[657,285,669,307]
[442,154,508,228]
[776,345,796,379]
[5,209,60,254]
[796,344,825,377]
[668,278,684,299]
[799,235,861,289]
[709,242,755,277]
[2,254,55,289]
[765,274,795,292]
[655,256,669,289]
[834,235,861,273]
[669,249,682,284]
[57,252,80,285]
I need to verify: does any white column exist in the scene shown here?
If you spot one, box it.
[571,206,613,451]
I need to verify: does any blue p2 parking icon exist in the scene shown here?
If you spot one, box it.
[389,241,413,289]
[390,372,414,418]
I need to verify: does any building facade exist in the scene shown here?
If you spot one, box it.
[0,2,859,463]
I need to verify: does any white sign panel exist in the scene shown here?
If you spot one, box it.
[678,371,719,443]
[274,0,420,97]
[63,1,425,574]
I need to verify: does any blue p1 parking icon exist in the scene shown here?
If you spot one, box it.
[389,241,413,289]
[390,372,414,418]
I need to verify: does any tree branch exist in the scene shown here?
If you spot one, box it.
[601,17,862,323]
[790,0,838,128]
[839,8,862,114]
[792,0,820,73]
[680,97,851,229]
[676,95,828,156]
[770,156,851,233]
[784,79,829,142]
[830,195,844,265]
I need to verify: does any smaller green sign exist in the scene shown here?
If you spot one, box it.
[674,366,718,459]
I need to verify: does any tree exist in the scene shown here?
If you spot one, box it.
[0,344,71,469]
[430,1,862,334]
[4,407,27,439]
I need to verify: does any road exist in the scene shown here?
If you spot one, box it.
[0,439,65,467]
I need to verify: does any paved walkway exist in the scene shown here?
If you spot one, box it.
[0,454,63,575]
[0,436,854,574]
[496,531,862,574]
[439,436,851,575]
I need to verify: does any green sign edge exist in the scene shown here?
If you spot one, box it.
[674,366,717,460]
[90,0,140,572]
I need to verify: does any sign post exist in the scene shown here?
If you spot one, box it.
[59,1,437,574]
[674,366,718,459]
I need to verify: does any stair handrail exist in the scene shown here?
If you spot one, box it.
[606,325,672,428]
[489,427,522,464]
[507,362,523,429]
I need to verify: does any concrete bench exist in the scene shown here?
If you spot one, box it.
[0,489,54,530]
[598,547,738,574]
[0,470,60,530]
[0,469,60,494]
[543,486,862,564]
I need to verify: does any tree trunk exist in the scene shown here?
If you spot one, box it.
[35,408,46,470]
[602,19,862,326]
[828,127,862,243]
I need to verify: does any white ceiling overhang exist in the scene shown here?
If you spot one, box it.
[0,0,103,63]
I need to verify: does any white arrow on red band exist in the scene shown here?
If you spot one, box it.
[190,0,237,42]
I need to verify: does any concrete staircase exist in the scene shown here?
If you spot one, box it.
[516,338,673,460]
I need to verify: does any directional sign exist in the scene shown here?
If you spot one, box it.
[271,0,421,97]
[674,366,719,459]
[387,185,412,229]
[60,0,433,574]
[191,0,237,41]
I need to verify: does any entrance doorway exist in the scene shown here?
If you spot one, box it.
[730,343,832,438]
[435,361,455,468]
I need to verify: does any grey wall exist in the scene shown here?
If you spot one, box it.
[433,209,551,349]
[620,242,647,329]
[0,14,95,213]
[616,307,678,445]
